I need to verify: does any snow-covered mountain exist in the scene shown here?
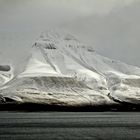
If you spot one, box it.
[0,30,140,106]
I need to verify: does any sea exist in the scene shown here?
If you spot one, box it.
[0,112,140,140]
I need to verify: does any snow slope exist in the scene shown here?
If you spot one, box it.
[0,30,140,106]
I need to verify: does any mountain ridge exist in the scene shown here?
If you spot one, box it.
[0,31,140,107]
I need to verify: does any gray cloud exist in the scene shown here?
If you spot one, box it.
[0,0,139,67]
[0,0,136,31]
[60,1,140,66]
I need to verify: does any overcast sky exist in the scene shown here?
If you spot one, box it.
[0,0,140,67]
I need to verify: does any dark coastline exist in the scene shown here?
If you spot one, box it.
[0,103,140,112]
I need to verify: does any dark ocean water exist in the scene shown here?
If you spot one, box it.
[0,112,140,140]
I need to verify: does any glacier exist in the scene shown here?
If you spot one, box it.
[0,30,140,107]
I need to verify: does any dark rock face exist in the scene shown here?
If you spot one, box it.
[0,65,10,72]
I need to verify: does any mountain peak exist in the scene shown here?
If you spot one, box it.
[33,30,87,51]
[39,30,79,42]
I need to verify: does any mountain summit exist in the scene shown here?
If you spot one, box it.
[0,31,140,107]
